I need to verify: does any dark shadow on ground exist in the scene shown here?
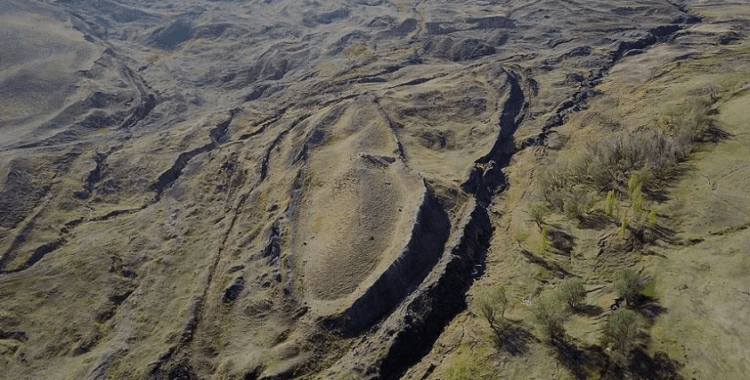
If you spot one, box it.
[627,348,684,380]
[642,224,678,245]
[631,295,668,323]
[552,337,610,380]
[573,303,604,317]
[492,325,538,356]
[548,227,577,254]
[520,249,576,278]
[704,120,733,143]
[552,338,685,380]
[641,249,668,259]
[645,164,694,202]
[578,210,614,230]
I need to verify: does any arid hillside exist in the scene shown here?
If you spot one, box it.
[0,0,748,379]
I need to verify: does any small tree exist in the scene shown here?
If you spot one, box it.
[605,190,615,216]
[563,187,593,220]
[540,226,549,252]
[527,201,550,230]
[472,286,509,330]
[531,294,565,341]
[513,228,529,249]
[603,308,644,362]
[647,209,658,228]
[619,209,629,239]
[613,269,646,305]
[556,278,587,310]
[628,172,643,197]
[631,184,644,213]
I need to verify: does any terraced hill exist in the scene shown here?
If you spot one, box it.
[1,0,748,379]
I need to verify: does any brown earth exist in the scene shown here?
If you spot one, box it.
[1,0,749,379]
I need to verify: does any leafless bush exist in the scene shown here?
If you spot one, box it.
[582,130,685,194]
[539,130,688,208]
[562,186,595,220]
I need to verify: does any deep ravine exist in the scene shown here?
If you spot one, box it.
[377,69,527,380]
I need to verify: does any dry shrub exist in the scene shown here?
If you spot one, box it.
[526,201,551,230]
[582,130,686,194]
[603,308,645,363]
[531,293,566,341]
[613,269,648,305]
[539,129,688,215]
[658,93,717,145]
[562,186,595,220]
[471,286,509,329]
[537,92,716,226]
[556,278,587,310]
